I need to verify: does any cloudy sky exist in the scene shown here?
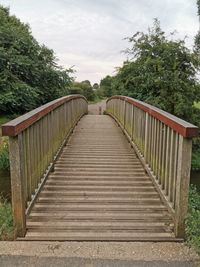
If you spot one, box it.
[1,0,199,83]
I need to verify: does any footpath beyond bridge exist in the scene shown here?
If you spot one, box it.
[2,95,198,241]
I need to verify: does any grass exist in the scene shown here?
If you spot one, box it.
[0,115,10,137]
[191,149,200,171]
[0,115,10,171]
[186,185,200,254]
[88,97,106,104]
[0,115,10,127]
[194,102,200,110]
[0,138,9,171]
[0,197,14,240]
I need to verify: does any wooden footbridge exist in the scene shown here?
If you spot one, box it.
[2,95,198,241]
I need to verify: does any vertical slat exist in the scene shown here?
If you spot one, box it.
[131,106,134,139]
[29,125,35,195]
[168,130,175,201]
[172,133,179,207]
[25,129,31,201]
[155,120,160,179]
[22,130,28,203]
[164,127,170,193]
[157,122,162,183]
[144,113,149,163]
[152,119,157,173]
[160,124,166,189]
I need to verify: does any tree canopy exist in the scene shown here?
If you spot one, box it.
[99,75,113,97]
[0,6,72,114]
[69,80,95,101]
[111,20,200,121]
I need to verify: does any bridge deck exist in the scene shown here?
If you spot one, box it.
[24,115,175,241]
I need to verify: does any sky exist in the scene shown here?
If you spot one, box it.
[1,0,199,84]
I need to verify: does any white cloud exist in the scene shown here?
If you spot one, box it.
[0,0,199,83]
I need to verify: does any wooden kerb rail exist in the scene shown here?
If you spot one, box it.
[106,96,198,238]
[2,95,88,237]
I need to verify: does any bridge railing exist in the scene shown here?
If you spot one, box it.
[2,95,88,237]
[106,95,198,238]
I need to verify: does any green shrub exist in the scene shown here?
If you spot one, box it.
[191,149,200,171]
[0,138,9,171]
[186,185,200,254]
[0,197,14,240]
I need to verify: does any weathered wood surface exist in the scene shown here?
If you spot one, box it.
[1,95,87,136]
[23,115,177,241]
[108,96,198,138]
[106,96,198,238]
[2,95,88,237]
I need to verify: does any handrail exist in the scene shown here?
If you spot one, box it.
[2,95,88,237]
[2,95,87,137]
[106,95,198,238]
[107,96,198,138]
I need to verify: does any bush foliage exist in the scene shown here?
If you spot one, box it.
[0,5,73,115]
[0,138,9,171]
[0,197,14,240]
[186,185,200,254]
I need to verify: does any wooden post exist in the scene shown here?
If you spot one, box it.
[174,136,192,238]
[99,106,102,115]
[9,134,26,237]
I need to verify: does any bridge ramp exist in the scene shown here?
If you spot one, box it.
[24,115,175,241]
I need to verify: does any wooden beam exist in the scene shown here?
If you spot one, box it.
[174,136,192,238]
[9,134,26,237]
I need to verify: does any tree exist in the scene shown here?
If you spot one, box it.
[100,75,113,97]
[112,19,200,121]
[0,5,72,114]
[93,83,99,89]
[195,0,200,56]
[69,81,95,101]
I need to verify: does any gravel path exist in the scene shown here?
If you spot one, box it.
[0,241,199,266]
[88,99,107,114]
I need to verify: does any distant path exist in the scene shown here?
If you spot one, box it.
[88,99,107,114]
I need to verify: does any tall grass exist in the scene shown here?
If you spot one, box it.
[0,138,9,171]
[186,185,200,254]
[0,197,14,240]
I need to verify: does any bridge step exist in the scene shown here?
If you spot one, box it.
[24,115,175,241]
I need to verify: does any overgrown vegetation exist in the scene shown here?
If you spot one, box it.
[0,115,9,126]
[186,185,200,254]
[0,197,14,240]
[0,5,73,115]
[97,19,200,171]
[0,138,9,171]
[69,80,96,101]
[103,20,200,121]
